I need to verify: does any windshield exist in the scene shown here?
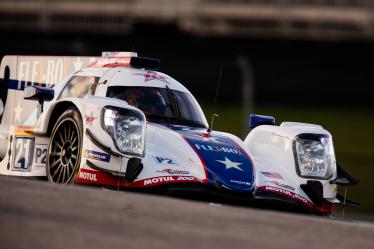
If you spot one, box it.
[107,86,207,128]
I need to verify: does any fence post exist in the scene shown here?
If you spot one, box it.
[236,55,254,138]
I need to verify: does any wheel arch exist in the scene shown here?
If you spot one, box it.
[47,101,82,136]
[46,101,84,184]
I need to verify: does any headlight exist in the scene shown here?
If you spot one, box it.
[293,134,335,180]
[102,106,146,156]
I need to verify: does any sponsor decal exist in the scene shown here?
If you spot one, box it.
[257,186,333,215]
[85,112,97,125]
[84,150,111,162]
[157,168,190,175]
[230,180,251,186]
[265,181,295,191]
[168,125,254,191]
[6,78,50,91]
[261,171,284,180]
[194,132,220,143]
[144,176,174,186]
[194,144,242,155]
[262,186,309,205]
[76,168,114,185]
[143,176,196,186]
[6,57,97,91]
[76,169,202,188]
[89,57,130,68]
[133,72,169,84]
[152,155,177,166]
[78,171,98,182]
[14,126,34,137]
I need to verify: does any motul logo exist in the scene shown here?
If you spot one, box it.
[143,176,174,186]
[79,171,98,182]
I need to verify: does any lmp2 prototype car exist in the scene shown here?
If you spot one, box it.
[0,52,358,215]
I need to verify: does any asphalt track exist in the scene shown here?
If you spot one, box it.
[1,176,374,249]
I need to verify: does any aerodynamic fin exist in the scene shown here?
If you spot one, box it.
[300,180,324,207]
[125,158,143,182]
[329,163,359,186]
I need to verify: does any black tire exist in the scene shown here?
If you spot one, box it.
[47,108,83,184]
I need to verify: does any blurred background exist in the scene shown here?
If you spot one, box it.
[0,0,373,219]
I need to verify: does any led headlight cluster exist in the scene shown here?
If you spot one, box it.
[102,106,145,156]
[293,134,335,180]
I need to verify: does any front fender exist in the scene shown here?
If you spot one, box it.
[35,96,136,132]
[244,123,338,204]
[34,96,146,175]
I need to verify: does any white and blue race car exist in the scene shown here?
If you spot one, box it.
[0,52,358,215]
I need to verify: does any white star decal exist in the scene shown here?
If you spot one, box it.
[216,157,243,171]
[14,101,23,124]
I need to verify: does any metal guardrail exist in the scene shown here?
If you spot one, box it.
[204,0,373,7]
[0,0,373,40]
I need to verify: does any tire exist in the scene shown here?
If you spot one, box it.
[47,108,83,184]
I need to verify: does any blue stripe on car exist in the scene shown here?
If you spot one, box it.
[169,125,254,192]
[3,79,50,90]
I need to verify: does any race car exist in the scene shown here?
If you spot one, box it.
[0,52,358,215]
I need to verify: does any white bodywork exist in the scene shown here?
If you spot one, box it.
[0,54,209,186]
[245,122,338,211]
[0,52,341,214]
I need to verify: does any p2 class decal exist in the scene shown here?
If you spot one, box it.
[76,168,201,187]
[152,155,178,166]
[84,150,111,163]
[34,144,48,167]
[168,125,255,192]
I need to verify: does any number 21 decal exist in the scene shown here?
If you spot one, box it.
[12,137,34,170]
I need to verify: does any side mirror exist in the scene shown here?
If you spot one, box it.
[249,114,275,129]
[24,85,54,102]
[24,86,54,116]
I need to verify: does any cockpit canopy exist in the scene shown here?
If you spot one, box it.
[107,86,208,128]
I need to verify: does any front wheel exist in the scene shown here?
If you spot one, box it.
[47,108,83,184]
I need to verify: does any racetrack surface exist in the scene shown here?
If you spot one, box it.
[1,176,373,249]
